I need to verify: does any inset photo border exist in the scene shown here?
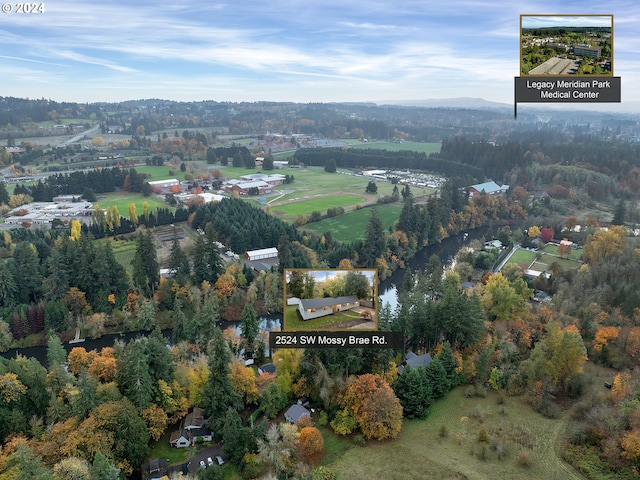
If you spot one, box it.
[521,14,613,76]
[284,268,378,331]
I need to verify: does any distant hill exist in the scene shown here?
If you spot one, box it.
[378,97,511,110]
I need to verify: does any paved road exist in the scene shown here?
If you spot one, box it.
[494,244,518,273]
[57,124,100,147]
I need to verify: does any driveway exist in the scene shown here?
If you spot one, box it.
[187,444,225,475]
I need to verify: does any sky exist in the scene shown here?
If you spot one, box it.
[1,0,640,105]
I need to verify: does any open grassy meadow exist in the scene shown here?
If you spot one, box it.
[272,194,368,217]
[95,191,169,215]
[344,140,442,155]
[328,387,586,480]
[301,204,403,243]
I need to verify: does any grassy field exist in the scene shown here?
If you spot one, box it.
[95,191,169,215]
[268,167,398,201]
[329,387,586,480]
[506,246,582,272]
[272,194,368,217]
[103,237,138,274]
[301,204,403,243]
[345,140,442,155]
[134,165,188,181]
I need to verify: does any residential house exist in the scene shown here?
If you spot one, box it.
[298,296,360,321]
[258,363,276,375]
[397,351,432,375]
[169,407,212,448]
[284,404,311,424]
[141,458,169,480]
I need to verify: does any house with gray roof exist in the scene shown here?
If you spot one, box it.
[284,404,311,424]
[298,296,360,321]
[397,351,432,375]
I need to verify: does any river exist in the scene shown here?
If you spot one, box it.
[378,226,490,310]
[1,228,487,364]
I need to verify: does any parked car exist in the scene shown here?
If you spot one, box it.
[215,455,225,466]
[207,457,214,466]
[199,460,206,469]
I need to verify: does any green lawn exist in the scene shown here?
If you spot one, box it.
[272,194,368,217]
[329,387,586,480]
[301,204,403,243]
[95,191,169,215]
[345,140,442,155]
[506,246,582,272]
[134,165,188,181]
[147,437,190,465]
[540,243,583,261]
[102,237,138,275]
[284,305,369,330]
[508,249,537,267]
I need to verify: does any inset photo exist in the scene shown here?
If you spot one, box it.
[284,269,378,331]
[521,15,612,75]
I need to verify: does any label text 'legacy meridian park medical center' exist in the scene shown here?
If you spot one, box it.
[515,76,620,102]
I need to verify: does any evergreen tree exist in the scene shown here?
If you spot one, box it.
[424,356,449,399]
[204,327,242,430]
[0,181,9,205]
[168,229,190,283]
[131,229,159,296]
[393,366,433,419]
[116,339,153,410]
[240,303,259,359]
[613,199,626,225]
[438,342,458,387]
[362,208,385,267]
[324,158,337,173]
[46,333,67,370]
[91,451,124,480]
[222,407,249,464]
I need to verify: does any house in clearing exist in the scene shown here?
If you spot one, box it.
[169,407,212,448]
[298,296,360,321]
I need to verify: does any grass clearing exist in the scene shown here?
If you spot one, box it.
[95,191,169,216]
[134,165,188,181]
[301,204,403,243]
[272,194,368,217]
[330,387,585,480]
[103,237,138,274]
[147,436,189,465]
[344,140,442,155]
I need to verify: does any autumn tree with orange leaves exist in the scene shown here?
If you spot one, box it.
[338,374,402,440]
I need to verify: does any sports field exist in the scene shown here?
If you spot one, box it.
[344,140,441,155]
[272,194,368,217]
[301,204,402,243]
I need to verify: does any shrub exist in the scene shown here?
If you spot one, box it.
[478,427,488,443]
[352,433,366,446]
[517,450,532,467]
[317,410,328,426]
[438,425,448,438]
